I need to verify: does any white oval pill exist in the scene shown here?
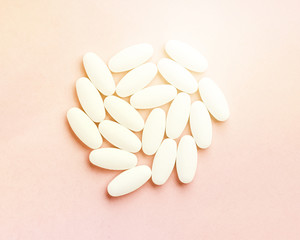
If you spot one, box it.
[157,58,198,94]
[166,93,191,139]
[130,85,177,109]
[108,43,154,72]
[98,120,141,153]
[190,101,212,149]
[107,165,151,197]
[116,63,157,97]
[152,139,177,185]
[104,96,144,132]
[67,107,102,149]
[76,77,105,122]
[176,135,197,184]
[83,52,115,96]
[89,148,137,170]
[165,40,208,72]
[198,77,230,121]
[142,108,166,155]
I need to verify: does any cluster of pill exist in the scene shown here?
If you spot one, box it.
[67,40,229,197]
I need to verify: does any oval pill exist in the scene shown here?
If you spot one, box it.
[176,135,197,184]
[157,58,198,94]
[130,85,177,109]
[76,77,105,122]
[107,165,152,197]
[190,101,212,149]
[89,148,137,170]
[67,107,102,149]
[142,108,166,155]
[83,52,115,96]
[116,63,157,97]
[198,77,230,121]
[104,96,144,132]
[108,43,154,72]
[165,40,208,72]
[152,139,177,185]
[166,92,191,139]
[98,120,141,153]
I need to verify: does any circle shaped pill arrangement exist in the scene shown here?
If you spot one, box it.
[67,40,230,197]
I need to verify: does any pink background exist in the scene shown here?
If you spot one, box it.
[1,0,299,239]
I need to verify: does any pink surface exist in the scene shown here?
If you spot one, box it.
[1,0,300,239]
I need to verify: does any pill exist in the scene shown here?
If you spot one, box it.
[107,165,152,197]
[108,43,154,72]
[157,58,198,94]
[165,40,208,72]
[152,139,177,185]
[116,63,157,97]
[142,108,166,155]
[104,96,144,132]
[166,92,191,139]
[89,148,137,170]
[176,135,197,183]
[75,77,105,122]
[198,77,230,121]
[83,52,115,96]
[98,120,141,153]
[130,84,177,109]
[190,101,212,149]
[67,107,102,149]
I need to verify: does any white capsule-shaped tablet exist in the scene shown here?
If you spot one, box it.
[107,165,151,197]
[116,63,157,97]
[176,135,197,184]
[89,148,137,170]
[98,120,141,153]
[157,58,198,94]
[104,96,144,132]
[165,40,208,72]
[142,108,166,155]
[108,43,154,72]
[83,52,115,96]
[190,101,212,149]
[76,77,105,122]
[152,139,177,185]
[130,85,177,109]
[67,107,102,149]
[166,93,191,139]
[198,77,230,121]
